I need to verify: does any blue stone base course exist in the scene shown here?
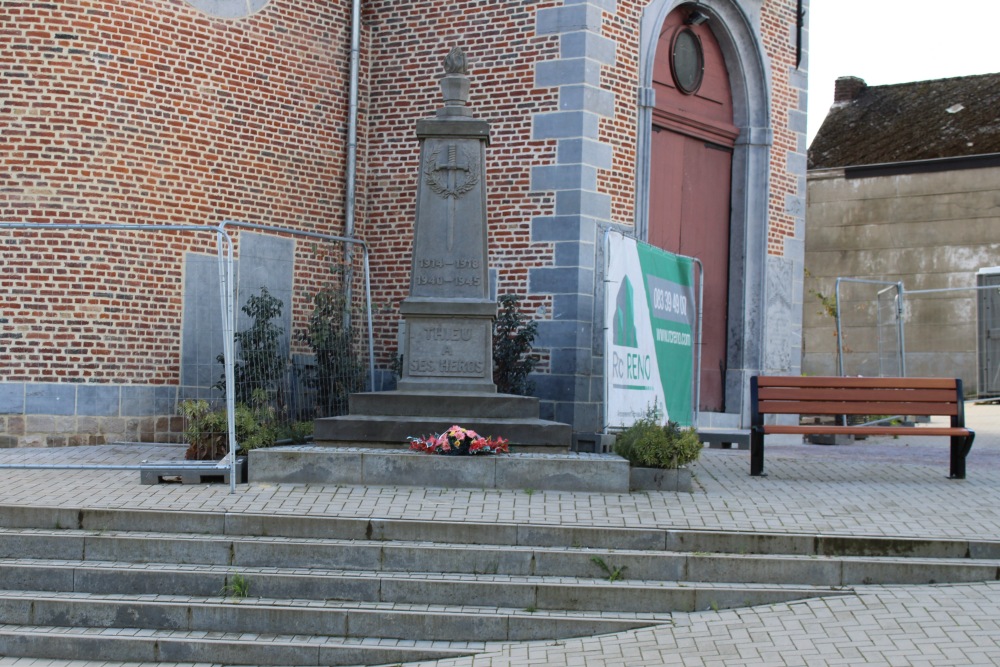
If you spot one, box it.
[0,382,190,448]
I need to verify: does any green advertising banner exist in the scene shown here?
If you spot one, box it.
[605,232,696,427]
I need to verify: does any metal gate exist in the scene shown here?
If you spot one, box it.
[978,269,1000,397]
[835,278,904,377]
[833,274,1000,398]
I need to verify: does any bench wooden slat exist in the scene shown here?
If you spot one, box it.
[750,375,974,479]
[760,425,970,437]
[756,400,960,417]
[756,387,959,404]
[755,376,958,389]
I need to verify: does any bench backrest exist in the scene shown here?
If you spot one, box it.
[752,376,964,418]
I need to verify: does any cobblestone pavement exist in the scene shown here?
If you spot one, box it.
[1,402,999,666]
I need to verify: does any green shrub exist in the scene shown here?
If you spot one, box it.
[493,294,538,395]
[178,393,282,460]
[215,286,288,406]
[297,286,366,418]
[613,415,702,469]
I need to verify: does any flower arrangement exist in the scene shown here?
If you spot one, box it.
[408,425,510,456]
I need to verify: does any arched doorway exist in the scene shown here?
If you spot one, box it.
[648,4,738,412]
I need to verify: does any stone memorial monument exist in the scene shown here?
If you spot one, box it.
[397,46,495,394]
[314,47,571,451]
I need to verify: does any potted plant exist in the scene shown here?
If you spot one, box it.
[613,411,702,492]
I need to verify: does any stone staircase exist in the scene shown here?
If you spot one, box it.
[0,505,997,665]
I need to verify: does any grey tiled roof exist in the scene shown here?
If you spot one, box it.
[808,73,1000,169]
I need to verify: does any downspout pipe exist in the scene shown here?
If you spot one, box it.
[344,0,361,331]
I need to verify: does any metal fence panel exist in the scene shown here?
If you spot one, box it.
[834,278,904,378]
[833,276,999,398]
[0,222,373,489]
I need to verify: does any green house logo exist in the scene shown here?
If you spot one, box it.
[614,277,638,348]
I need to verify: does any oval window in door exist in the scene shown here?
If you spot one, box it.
[670,28,704,95]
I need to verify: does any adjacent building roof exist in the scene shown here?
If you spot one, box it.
[808,73,1000,170]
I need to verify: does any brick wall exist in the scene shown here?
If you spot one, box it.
[1,0,806,443]
[1,0,355,444]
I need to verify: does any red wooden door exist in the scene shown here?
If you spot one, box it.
[649,6,737,413]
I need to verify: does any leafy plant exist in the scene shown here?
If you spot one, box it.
[613,407,702,469]
[178,393,281,460]
[297,285,366,418]
[389,352,405,380]
[216,286,288,405]
[590,556,627,582]
[493,294,538,395]
[221,572,251,599]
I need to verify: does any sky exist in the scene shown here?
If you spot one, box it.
[806,0,1000,145]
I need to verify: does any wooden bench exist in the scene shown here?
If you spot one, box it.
[750,376,975,478]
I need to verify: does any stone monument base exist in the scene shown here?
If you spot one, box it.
[314,390,572,452]
[250,447,626,492]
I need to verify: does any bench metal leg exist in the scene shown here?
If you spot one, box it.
[949,431,975,479]
[750,429,765,476]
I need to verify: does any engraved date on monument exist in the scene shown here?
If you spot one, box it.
[415,273,481,286]
[419,258,481,269]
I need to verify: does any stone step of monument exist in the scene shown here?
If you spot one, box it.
[313,414,572,451]
[348,389,542,419]
[248,447,629,491]
[0,625,479,666]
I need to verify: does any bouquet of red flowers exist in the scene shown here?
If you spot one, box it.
[407,425,509,456]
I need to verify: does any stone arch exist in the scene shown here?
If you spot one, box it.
[636,0,772,418]
[181,0,271,19]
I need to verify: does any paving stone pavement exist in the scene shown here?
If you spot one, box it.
[0,401,999,666]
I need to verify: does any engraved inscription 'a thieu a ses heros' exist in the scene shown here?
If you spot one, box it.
[408,324,486,377]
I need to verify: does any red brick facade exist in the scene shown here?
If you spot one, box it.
[759,0,803,255]
[2,0,351,381]
[2,0,806,442]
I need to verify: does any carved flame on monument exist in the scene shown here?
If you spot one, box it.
[397,47,496,393]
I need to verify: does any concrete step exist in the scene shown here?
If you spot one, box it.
[0,591,658,641]
[0,504,998,665]
[0,625,479,666]
[0,559,851,613]
[0,529,996,587]
[4,505,1000,560]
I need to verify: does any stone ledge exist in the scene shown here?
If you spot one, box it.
[629,467,693,493]
[249,446,629,493]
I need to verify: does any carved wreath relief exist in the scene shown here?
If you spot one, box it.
[424,143,480,251]
[424,144,479,199]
